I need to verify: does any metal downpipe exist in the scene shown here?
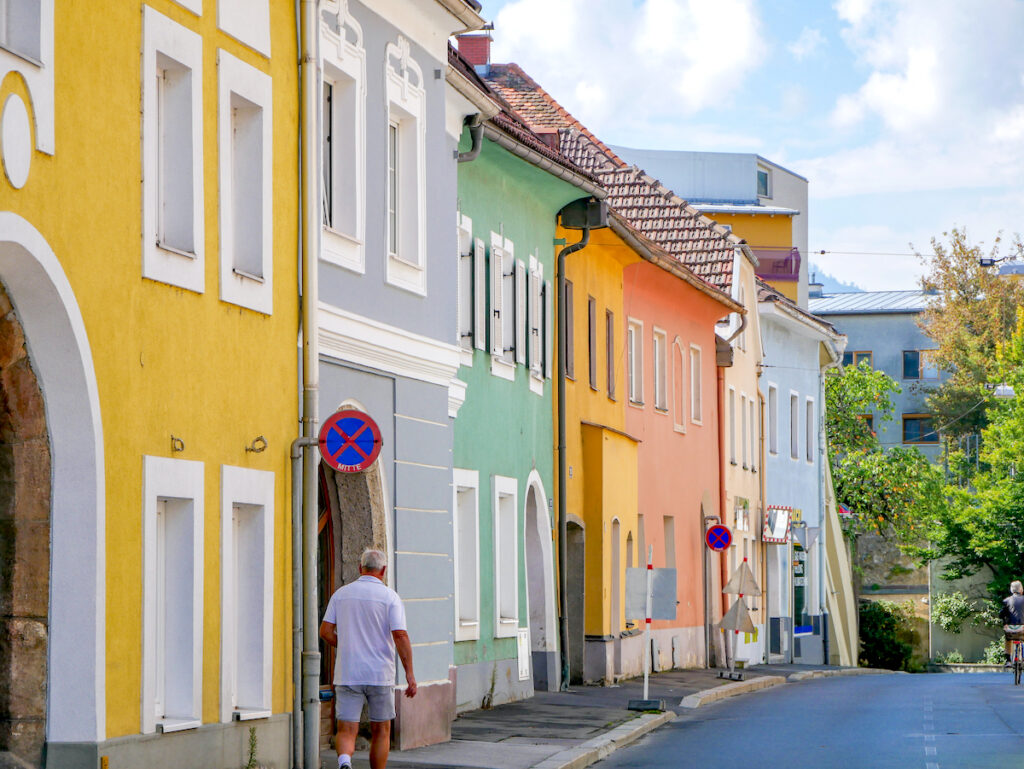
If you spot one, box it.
[457,114,484,163]
[557,226,589,691]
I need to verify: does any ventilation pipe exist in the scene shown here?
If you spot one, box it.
[555,198,608,690]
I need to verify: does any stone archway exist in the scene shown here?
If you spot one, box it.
[0,281,50,768]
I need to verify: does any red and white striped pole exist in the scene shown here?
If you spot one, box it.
[643,545,654,701]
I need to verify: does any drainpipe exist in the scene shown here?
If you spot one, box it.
[557,225,590,691]
[290,437,315,768]
[715,365,727,667]
[757,391,767,663]
[299,0,321,767]
[457,114,484,163]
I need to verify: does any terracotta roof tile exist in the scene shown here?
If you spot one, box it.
[484,63,741,293]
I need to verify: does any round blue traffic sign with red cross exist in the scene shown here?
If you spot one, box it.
[318,409,383,473]
[706,524,732,552]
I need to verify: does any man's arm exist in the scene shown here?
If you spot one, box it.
[392,630,416,698]
[320,621,338,647]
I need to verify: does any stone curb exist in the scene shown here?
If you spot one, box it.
[531,711,676,769]
[787,667,901,682]
[678,675,786,709]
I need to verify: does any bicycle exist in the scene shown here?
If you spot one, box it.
[1006,625,1024,685]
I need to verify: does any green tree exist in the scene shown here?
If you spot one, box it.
[916,228,1024,441]
[825,362,947,543]
[926,308,1024,604]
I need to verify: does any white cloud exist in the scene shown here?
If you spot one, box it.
[788,27,825,60]
[491,0,764,137]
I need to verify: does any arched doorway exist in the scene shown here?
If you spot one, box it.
[0,214,104,766]
[524,473,556,691]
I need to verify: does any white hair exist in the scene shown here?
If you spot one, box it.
[1012,581,1023,595]
[360,548,387,572]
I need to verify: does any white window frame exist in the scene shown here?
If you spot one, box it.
[741,393,749,468]
[490,232,515,380]
[672,338,686,433]
[757,163,772,199]
[217,0,271,57]
[728,387,737,465]
[768,384,778,455]
[141,455,204,735]
[515,259,527,367]
[653,327,668,412]
[790,391,800,461]
[690,344,703,425]
[805,397,815,464]
[384,36,427,295]
[321,4,366,272]
[218,50,273,314]
[219,466,274,722]
[492,474,519,638]
[528,254,544,394]
[627,318,643,406]
[0,0,54,156]
[142,7,205,293]
[750,397,759,472]
[453,469,481,642]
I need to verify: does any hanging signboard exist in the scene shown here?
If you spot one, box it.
[763,505,791,544]
[318,409,383,472]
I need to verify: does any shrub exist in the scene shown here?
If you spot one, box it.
[934,649,964,664]
[859,599,916,671]
[982,639,1005,665]
[932,591,975,634]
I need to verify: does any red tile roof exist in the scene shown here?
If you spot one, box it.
[484,63,743,293]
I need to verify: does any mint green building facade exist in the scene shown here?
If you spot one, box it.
[452,123,591,710]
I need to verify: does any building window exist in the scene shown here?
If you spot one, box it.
[142,7,205,293]
[637,514,646,567]
[606,310,616,399]
[903,414,939,444]
[528,256,545,382]
[690,344,702,424]
[672,339,686,433]
[453,469,480,642]
[220,466,274,722]
[757,164,771,198]
[903,350,939,380]
[218,50,273,314]
[142,455,204,735]
[729,388,737,464]
[384,36,426,294]
[842,350,873,368]
[493,475,518,638]
[0,0,40,61]
[653,328,668,411]
[663,515,676,569]
[860,414,875,433]
[489,232,516,379]
[320,11,366,273]
[805,398,815,463]
[740,394,748,468]
[564,279,575,380]
[790,393,799,459]
[768,385,778,455]
[544,279,554,379]
[751,398,759,471]
[627,319,643,404]
[588,296,598,389]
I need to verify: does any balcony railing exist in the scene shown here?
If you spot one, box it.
[752,247,801,282]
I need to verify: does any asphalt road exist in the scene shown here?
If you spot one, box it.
[596,672,1024,769]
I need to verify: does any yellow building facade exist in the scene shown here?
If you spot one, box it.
[713,212,798,303]
[0,2,299,767]
[557,224,641,684]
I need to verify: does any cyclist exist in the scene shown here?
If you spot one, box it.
[1000,580,1024,667]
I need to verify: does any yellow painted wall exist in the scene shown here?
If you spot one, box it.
[713,212,798,302]
[557,226,640,637]
[2,1,299,737]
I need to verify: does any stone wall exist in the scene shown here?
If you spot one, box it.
[0,283,50,768]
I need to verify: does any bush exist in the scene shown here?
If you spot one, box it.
[934,649,964,664]
[932,591,975,634]
[859,599,916,671]
[982,639,1005,665]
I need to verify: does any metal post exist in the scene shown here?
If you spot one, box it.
[643,545,653,701]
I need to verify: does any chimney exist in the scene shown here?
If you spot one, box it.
[457,32,491,74]
[808,274,824,298]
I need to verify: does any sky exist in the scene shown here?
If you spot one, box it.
[478,0,1024,291]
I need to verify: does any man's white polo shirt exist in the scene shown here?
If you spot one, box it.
[322,574,407,686]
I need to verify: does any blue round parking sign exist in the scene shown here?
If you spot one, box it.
[318,409,383,472]
[706,524,732,552]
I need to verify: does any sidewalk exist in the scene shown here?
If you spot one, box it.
[323,664,884,769]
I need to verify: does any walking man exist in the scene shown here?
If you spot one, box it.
[320,548,416,769]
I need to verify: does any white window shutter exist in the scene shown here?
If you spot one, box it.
[544,279,553,378]
[529,271,541,373]
[457,216,473,350]
[490,233,503,357]
[473,237,486,351]
[515,260,527,365]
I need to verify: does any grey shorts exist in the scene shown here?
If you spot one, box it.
[334,685,395,723]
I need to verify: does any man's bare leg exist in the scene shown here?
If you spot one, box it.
[369,720,391,769]
[335,720,359,766]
